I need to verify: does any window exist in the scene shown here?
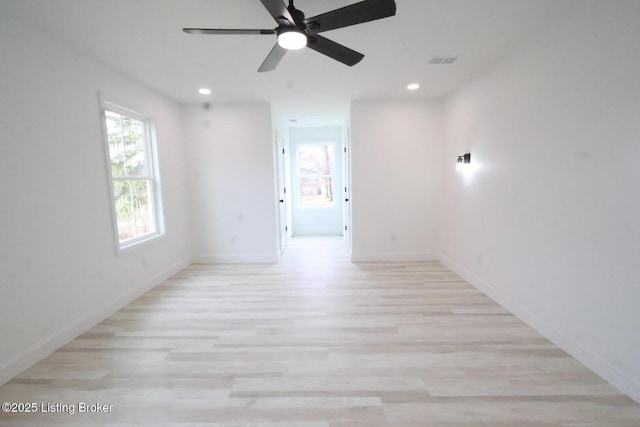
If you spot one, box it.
[298,144,335,208]
[103,103,162,248]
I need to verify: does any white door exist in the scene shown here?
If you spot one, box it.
[343,130,351,250]
[276,133,288,254]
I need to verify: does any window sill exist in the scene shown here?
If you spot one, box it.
[117,231,164,254]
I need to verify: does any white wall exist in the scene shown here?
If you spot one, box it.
[289,126,344,236]
[183,103,279,263]
[439,0,640,402]
[0,15,192,385]
[351,100,442,261]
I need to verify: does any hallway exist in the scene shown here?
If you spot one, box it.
[281,235,349,259]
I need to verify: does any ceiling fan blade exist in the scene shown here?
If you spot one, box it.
[307,35,364,67]
[258,43,287,72]
[259,0,295,25]
[183,28,276,35]
[304,0,396,34]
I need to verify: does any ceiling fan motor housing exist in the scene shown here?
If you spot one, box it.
[277,26,307,50]
[287,4,306,28]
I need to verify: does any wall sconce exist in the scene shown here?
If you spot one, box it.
[457,153,471,164]
[456,153,471,171]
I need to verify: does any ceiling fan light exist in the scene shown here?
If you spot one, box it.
[277,29,307,50]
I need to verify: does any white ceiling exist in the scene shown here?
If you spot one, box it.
[3,0,574,126]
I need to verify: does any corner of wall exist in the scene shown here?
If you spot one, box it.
[0,256,192,387]
[438,253,640,404]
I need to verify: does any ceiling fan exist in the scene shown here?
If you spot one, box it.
[183,0,397,72]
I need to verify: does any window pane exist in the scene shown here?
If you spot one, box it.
[113,179,156,243]
[298,145,334,177]
[106,111,125,176]
[121,115,147,175]
[300,176,334,207]
[298,144,335,208]
[106,110,148,176]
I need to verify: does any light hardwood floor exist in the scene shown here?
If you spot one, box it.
[1,236,639,426]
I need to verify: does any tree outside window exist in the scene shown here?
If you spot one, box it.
[298,144,335,208]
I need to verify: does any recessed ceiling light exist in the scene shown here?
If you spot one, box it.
[198,88,212,95]
[407,83,420,91]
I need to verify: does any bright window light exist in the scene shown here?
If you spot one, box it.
[298,144,335,208]
[103,104,163,248]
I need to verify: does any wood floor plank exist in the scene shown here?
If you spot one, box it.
[1,236,639,426]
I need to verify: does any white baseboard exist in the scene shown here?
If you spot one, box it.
[351,252,437,262]
[438,253,640,404]
[194,254,278,264]
[0,256,192,387]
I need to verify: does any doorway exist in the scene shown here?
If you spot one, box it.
[288,127,344,237]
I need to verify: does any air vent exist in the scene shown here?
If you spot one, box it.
[429,56,458,65]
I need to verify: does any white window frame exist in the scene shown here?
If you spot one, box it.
[100,99,164,252]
